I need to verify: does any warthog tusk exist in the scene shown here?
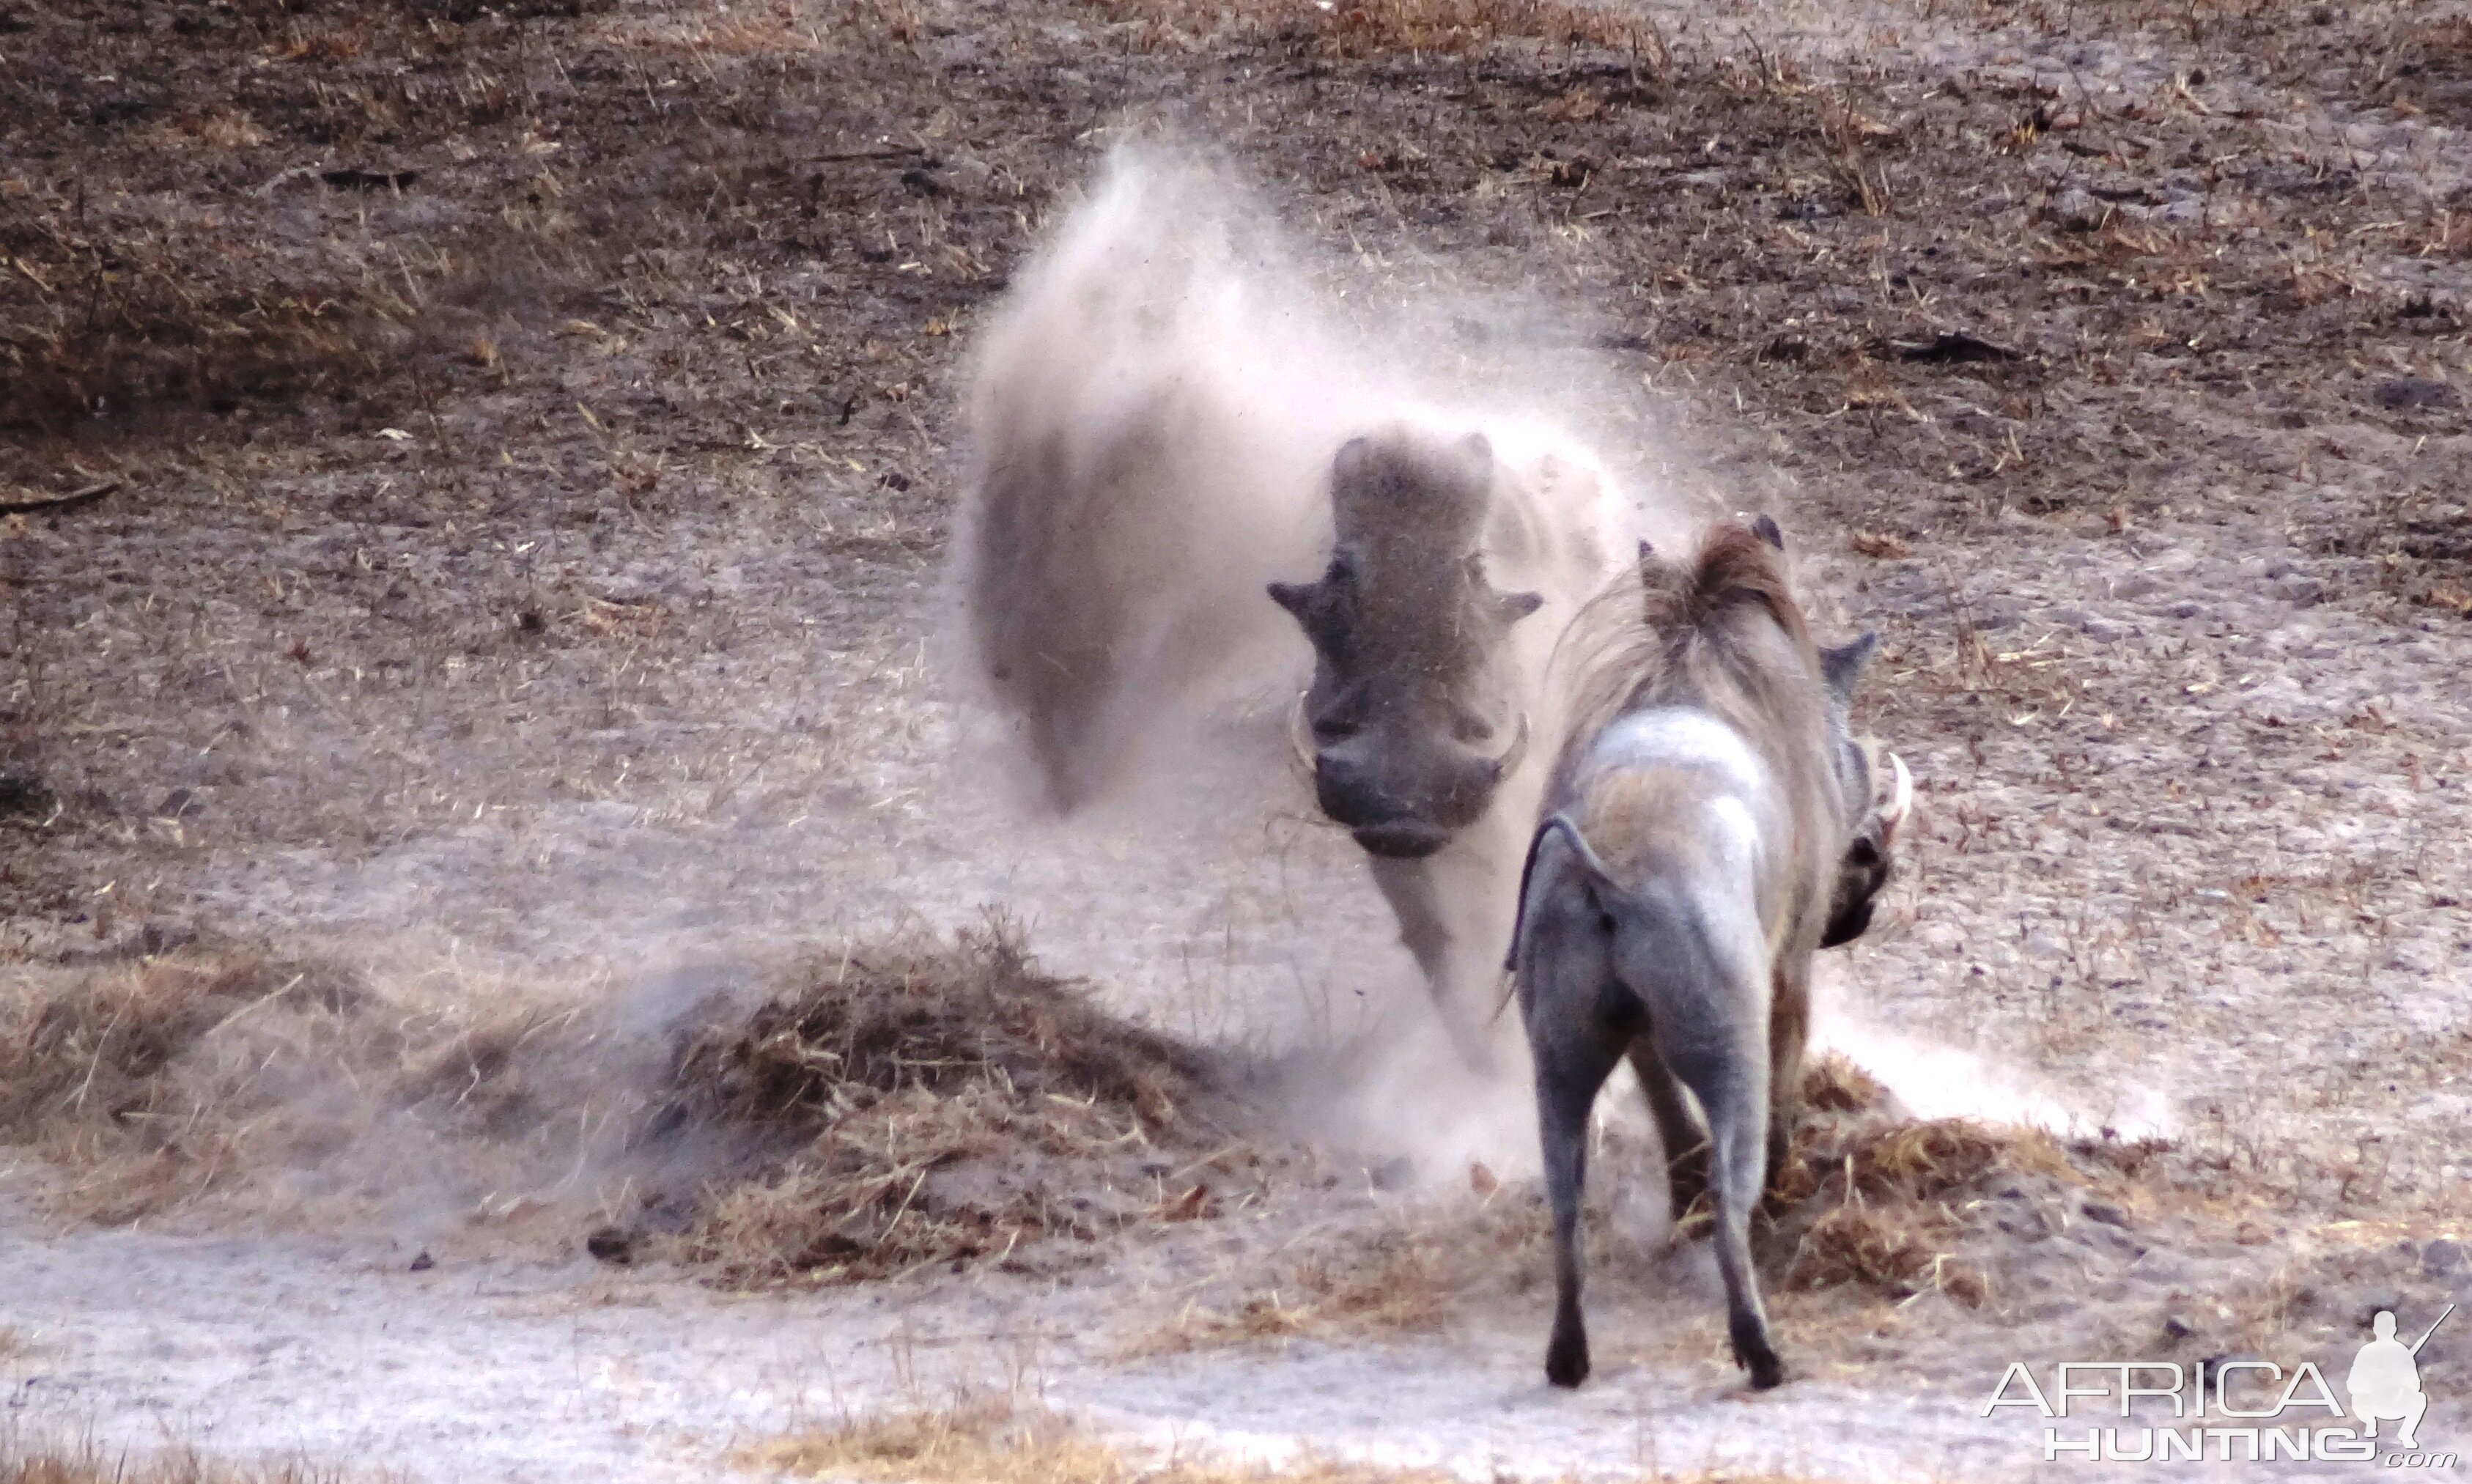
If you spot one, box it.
[1879,752,1913,839]
[1288,691,1318,778]
[1490,710,1531,780]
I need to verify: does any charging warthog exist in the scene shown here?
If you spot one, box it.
[956,146,1634,1066]
[1269,420,1627,1067]
[1510,519,1910,1390]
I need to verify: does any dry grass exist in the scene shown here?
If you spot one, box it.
[0,948,367,1219]
[1758,1055,2087,1308]
[1137,1054,2169,1359]
[0,184,393,438]
[665,917,1249,1283]
[748,1400,1862,1483]
[1102,0,1662,58]
[0,923,1255,1268]
[0,1438,368,1484]
[0,943,599,1224]
[1128,1236,1450,1356]
[1307,0,1655,54]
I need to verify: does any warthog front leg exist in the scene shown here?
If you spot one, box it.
[1655,1017,1783,1389]
[1366,836,1520,1074]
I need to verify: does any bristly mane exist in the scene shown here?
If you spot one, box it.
[1546,520,1823,791]
[1642,523,1808,651]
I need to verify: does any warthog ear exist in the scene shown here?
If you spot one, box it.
[1820,631,1881,704]
[1457,430,1494,474]
[1752,512,1786,550]
[1332,436,1373,485]
[1271,558,1351,642]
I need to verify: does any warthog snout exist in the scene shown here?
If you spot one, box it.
[1302,716,1527,857]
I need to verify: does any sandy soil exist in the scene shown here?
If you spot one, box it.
[4,0,2469,1477]
[5,1200,2045,1483]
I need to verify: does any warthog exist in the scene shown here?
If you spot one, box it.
[1510,519,1910,1389]
[1269,420,1628,1066]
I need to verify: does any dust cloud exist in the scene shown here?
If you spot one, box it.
[951,138,1705,814]
[1813,996,2176,1142]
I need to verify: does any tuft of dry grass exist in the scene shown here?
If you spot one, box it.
[1,1437,370,1484]
[0,949,366,1219]
[747,1401,1858,1483]
[665,917,1250,1284]
[1128,1238,1449,1356]
[1785,1203,1992,1308]
[197,111,272,150]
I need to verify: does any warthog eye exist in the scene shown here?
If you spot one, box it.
[1311,716,1360,745]
[1449,706,1494,745]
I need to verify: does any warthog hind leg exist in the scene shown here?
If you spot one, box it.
[1535,1034,1622,1387]
[1656,1025,1783,1389]
[1627,1041,1710,1218]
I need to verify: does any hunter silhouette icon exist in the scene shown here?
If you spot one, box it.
[2348,1305,2451,1450]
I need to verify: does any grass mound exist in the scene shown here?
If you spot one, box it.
[0,951,366,1137]
[0,922,1251,1272]
[0,943,598,1225]
[1759,1054,2093,1308]
[663,918,1247,1284]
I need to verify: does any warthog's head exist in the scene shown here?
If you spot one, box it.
[1269,428,1545,860]
[1815,631,1912,947]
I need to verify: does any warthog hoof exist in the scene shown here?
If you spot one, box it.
[1545,1324,1591,1388]
[1735,1334,1785,1390]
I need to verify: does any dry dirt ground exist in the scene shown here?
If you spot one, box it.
[4,0,2471,1479]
